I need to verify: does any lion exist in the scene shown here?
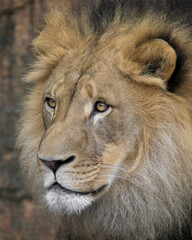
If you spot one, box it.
[17,0,192,239]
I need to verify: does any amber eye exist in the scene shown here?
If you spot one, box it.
[95,101,109,112]
[46,98,56,109]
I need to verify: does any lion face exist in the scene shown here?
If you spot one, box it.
[37,53,141,214]
[26,17,178,214]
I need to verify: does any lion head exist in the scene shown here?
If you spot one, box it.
[17,1,192,239]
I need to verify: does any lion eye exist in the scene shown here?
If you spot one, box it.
[95,101,109,112]
[46,98,56,109]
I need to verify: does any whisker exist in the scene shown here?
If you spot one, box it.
[93,172,143,189]
[100,163,128,173]
[94,174,134,182]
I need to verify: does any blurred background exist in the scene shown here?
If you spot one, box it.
[0,0,57,239]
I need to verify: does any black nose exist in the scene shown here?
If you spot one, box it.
[40,155,75,173]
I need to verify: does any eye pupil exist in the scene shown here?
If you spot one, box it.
[46,98,56,108]
[95,101,108,112]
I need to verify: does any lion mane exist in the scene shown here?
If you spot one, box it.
[17,0,192,239]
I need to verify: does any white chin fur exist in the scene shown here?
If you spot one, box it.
[45,189,93,215]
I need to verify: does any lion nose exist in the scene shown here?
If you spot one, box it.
[39,156,76,173]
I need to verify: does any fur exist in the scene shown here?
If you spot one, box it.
[17,0,192,239]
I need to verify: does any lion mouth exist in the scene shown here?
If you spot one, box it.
[49,182,107,196]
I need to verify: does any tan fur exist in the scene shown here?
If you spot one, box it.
[17,2,192,240]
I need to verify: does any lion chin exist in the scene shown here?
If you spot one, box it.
[45,188,93,215]
[17,0,192,239]
[43,170,106,215]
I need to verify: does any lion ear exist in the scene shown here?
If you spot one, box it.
[134,39,177,82]
[118,39,177,88]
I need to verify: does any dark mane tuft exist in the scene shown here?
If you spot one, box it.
[70,0,192,35]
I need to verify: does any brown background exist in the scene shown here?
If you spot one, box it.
[0,0,57,239]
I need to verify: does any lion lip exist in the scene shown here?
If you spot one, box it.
[49,182,107,196]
